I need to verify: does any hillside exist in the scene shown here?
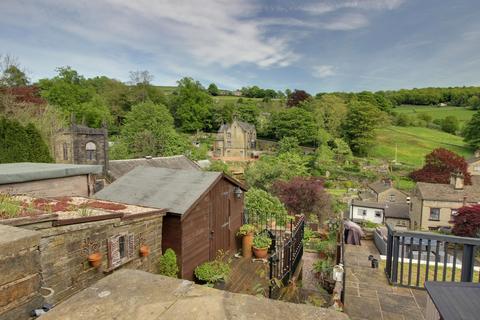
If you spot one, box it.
[371,126,472,167]
[394,105,475,125]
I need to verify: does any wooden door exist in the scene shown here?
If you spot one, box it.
[209,183,231,259]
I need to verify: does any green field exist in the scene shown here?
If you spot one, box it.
[371,126,472,167]
[394,105,475,125]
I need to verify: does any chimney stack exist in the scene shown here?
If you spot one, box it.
[450,172,464,190]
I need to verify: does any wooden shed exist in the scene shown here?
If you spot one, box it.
[94,166,246,279]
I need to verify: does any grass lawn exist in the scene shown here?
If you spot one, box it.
[325,188,348,196]
[371,126,472,167]
[394,105,475,125]
[380,260,479,286]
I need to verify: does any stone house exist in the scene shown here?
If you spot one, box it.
[0,196,165,319]
[349,199,410,228]
[467,150,480,178]
[0,162,102,197]
[95,167,246,280]
[54,124,108,174]
[213,119,256,159]
[360,179,408,203]
[410,173,480,230]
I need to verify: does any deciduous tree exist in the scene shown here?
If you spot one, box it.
[463,111,480,150]
[287,89,310,107]
[452,205,480,237]
[269,107,317,145]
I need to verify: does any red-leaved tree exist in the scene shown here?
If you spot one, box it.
[409,148,472,185]
[287,89,310,107]
[452,205,480,237]
[272,177,331,224]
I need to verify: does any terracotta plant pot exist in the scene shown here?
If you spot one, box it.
[242,233,253,258]
[253,247,268,259]
[88,253,102,268]
[140,245,150,257]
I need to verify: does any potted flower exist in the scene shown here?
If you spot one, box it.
[237,224,255,258]
[140,244,150,257]
[82,238,101,268]
[88,252,102,268]
[252,234,272,259]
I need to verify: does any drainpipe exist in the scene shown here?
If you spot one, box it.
[463,195,467,207]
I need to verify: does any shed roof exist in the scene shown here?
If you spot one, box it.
[351,200,410,219]
[425,282,480,320]
[416,182,480,202]
[95,167,243,215]
[108,155,200,181]
[0,163,102,184]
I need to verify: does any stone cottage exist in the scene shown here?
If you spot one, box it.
[360,179,408,203]
[213,119,256,159]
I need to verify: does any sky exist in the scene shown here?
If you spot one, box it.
[1,0,479,93]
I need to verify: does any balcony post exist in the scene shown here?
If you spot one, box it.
[460,244,475,282]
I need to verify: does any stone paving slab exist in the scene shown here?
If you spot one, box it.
[344,241,427,320]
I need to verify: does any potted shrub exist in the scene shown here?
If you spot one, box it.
[158,248,179,278]
[194,259,230,287]
[237,224,255,258]
[88,252,102,268]
[140,244,150,257]
[252,234,272,259]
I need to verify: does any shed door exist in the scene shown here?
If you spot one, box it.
[210,189,231,259]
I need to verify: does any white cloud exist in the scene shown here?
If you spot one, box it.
[312,65,336,78]
[323,13,369,30]
[303,0,405,15]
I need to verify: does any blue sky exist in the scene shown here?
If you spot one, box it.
[1,0,479,93]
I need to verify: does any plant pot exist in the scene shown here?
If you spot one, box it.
[213,279,226,290]
[253,246,268,259]
[242,233,253,258]
[140,245,150,257]
[318,251,327,259]
[88,253,102,268]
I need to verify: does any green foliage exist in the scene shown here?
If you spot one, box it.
[244,152,309,190]
[207,83,220,96]
[468,95,480,110]
[170,77,214,132]
[358,220,380,228]
[0,194,22,219]
[269,107,317,145]
[236,103,260,126]
[313,259,333,275]
[440,116,459,134]
[158,248,179,278]
[0,65,29,87]
[316,238,336,258]
[303,227,315,242]
[120,102,189,158]
[313,94,348,137]
[342,101,385,156]
[237,224,256,236]
[245,188,288,226]
[463,111,480,150]
[253,234,272,249]
[277,136,301,155]
[194,251,231,284]
[0,117,53,163]
[206,160,232,176]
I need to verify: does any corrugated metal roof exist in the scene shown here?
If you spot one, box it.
[95,167,222,214]
[108,155,200,181]
[0,163,102,184]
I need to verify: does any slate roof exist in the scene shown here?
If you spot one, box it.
[95,167,243,215]
[415,182,480,202]
[368,181,394,194]
[217,120,255,133]
[0,163,102,184]
[351,200,410,219]
[108,155,200,181]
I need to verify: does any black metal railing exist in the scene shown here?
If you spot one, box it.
[385,224,480,288]
[268,215,305,298]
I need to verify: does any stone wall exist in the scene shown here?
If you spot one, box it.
[0,225,43,320]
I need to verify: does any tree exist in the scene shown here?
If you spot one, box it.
[120,102,189,157]
[245,188,288,226]
[272,177,331,224]
[0,117,52,163]
[287,89,310,107]
[440,116,459,134]
[467,96,480,110]
[0,54,29,87]
[244,152,309,190]
[207,83,220,96]
[277,136,301,155]
[236,103,260,126]
[463,111,480,150]
[342,101,383,156]
[313,94,347,136]
[269,107,317,145]
[452,205,480,237]
[169,77,213,132]
[409,148,472,185]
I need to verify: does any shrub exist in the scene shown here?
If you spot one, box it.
[245,188,289,226]
[194,252,231,284]
[158,248,179,278]
[452,205,480,237]
[237,224,256,236]
[253,234,272,249]
[313,259,333,275]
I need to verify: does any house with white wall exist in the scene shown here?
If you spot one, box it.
[349,199,410,228]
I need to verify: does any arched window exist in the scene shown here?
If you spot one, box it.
[86,142,97,161]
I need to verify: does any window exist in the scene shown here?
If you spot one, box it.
[429,208,440,221]
[375,210,382,218]
[389,194,396,202]
[357,208,367,216]
[63,143,68,160]
[227,132,231,139]
[451,209,458,218]
[227,140,232,147]
[86,142,97,161]
[108,233,135,269]
[119,235,126,258]
[475,165,480,172]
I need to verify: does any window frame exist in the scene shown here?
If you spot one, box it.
[429,208,440,221]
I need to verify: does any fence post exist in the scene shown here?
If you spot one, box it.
[385,225,394,280]
[460,244,475,282]
[391,236,399,284]
[268,255,274,298]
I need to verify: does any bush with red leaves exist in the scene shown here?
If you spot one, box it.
[287,89,310,107]
[272,177,331,223]
[452,204,480,237]
[409,148,471,185]
[0,86,46,105]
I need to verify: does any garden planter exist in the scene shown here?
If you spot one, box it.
[88,253,102,268]
[242,233,253,258]
[140,245,150,257]
[318,251,327,259]
[253,247,268,259]
[213,279,226,290]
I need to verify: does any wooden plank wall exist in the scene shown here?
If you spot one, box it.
[161,214,183,275]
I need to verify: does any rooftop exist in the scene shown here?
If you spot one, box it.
[0,162,102,184]
[108,155,200,181]
[368,180,396,194]
[351,199,410,219]
[416,182,480,202]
